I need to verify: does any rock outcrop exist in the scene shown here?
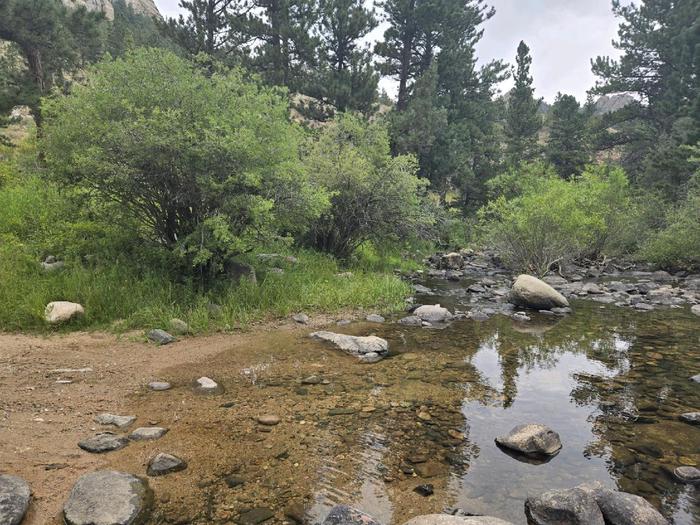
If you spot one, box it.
[62,0,160,20]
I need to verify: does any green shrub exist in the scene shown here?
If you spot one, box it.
[304,113,431,259]
[41,48,328,277]
[479,163,635,275]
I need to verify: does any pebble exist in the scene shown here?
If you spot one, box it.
[94,413,136,429]
[129,427,168,441]
[148,381,171,391]
[414,484,434,497]
[193,376,224,394]
[679,412,700,425]
[78,433,129,453]
[238,507,274,524]
[147,453,187,476]
[673,466,700,483]
[257,415,281,426]
[366,314,385,323]
[146,329,176,345]
[292,313,310,324]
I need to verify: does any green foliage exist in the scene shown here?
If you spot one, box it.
[546,93,590,179]
[505,41,541,165]
[41,48,327,276]
[106,0,180,57]
[479,164,635,275]
[305,113,431,259]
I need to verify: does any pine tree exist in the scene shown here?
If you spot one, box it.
[310,0,378,113]
[0,0,104,124]
[505,41,541,165]
[546,93,589,179]
[591,0,699,198]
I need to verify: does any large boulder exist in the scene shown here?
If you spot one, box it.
[509,275,569,310]
[414,304,453,323]
[44,301,84,324]
[403,516,514,525]
[495,424,562,457]
[593,489,668,525]
[322,505,382,525]
[63,471,152,525]
[310,331,389,361]
[525,486,605,525]
[0,474,31,525]
[442,252,464,270]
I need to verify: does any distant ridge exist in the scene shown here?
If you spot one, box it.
[62,0,161,20]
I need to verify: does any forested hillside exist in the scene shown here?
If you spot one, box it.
[0,0,698,331]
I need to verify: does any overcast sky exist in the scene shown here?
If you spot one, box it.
[153,0,623,103]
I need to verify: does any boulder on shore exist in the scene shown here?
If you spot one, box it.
[0,474,31,525]
[310,331,389,361]
[63,471,152,525]
[44,301,84,324]
[495,423,562,457]
[509,275,569,310]
[525,486,604,525]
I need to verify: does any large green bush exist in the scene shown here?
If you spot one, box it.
[479,163,635,275]
[304,113,431,259]
[41,48,328,276]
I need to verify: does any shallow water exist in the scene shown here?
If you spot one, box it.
[116,282,699,524]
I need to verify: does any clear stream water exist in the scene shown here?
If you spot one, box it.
[120,278,699,525]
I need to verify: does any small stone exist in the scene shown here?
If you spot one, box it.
[691,304,700,316]
[414,461,441,478]
[448,430,465,440]
[45,301,84,324]
[78,433,129,453]
[301,375,322,385]
[147,453,187,476]
[366,314,385,323]
[238,507,274,524]
[679,412,700,425]
[292,313,310,324]
[691,374,700,383]
[146,329,175,345]
[328,408,357,416]
[129,427,168,441]
[225,476,245,488]
[414,484,434,497]
[399,315,423,326]
[0,474,31,525]
[169,318,190,334]
[63,471,151,525]
[417,411,431,421]
[148,381,171,391]
[323,505,382,525]
[257,415,280,426]
[193,376,224,394]
[672,466,700,483]
[94,413,136,429]
[359,352,383,363]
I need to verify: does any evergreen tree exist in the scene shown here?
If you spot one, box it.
[591,0,699,199]
[108,0,180,57]
[546,93,589,179]
[505,41,541,165]
[309,0,378,113]
[0,0,104,123]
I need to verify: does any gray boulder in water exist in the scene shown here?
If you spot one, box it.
[0,474,31,525]
[322,505,382,525]
[495,424,562,457]
[63,471,152,525]
[413,304,453,322]
[310,331,388,361]
[509,275,569,310]
[403,516,514,525]
[593,489,668,525]
[525,486,604,525]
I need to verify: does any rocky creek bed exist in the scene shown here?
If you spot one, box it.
[0,253,698,524]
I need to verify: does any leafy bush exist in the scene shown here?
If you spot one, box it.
[641,175,700,270]
[479,163,635,275]
[41,48,328,276]
[304,113,431,259]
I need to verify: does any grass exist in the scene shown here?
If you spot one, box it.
[0,248,411,333]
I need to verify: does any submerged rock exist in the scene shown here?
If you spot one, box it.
[78,432,129,453]
[147,453,187,476]
[63,471,152,525]
[322,505,382,525]
[45,301,84,324]
[0,474,31,525]
[399,315,423,326]
[310,331,388,361]
[509,275,569,310]
[414,304,453,322]
[238,507,275,524]
[679,412,700,425]
[593,489,668,525]
[366,314,385,323]
[495,424,562,457]
[403,516,514,525]
[672,466,700,484]
[525,486,604,525]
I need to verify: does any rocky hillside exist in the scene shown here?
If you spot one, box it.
[593,94,635,115]
[62,0,161,20]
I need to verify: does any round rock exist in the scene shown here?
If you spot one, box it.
[673,466,700,484]
[148,381,171,391]
[414,304,453,322]
[63,471,152,525]
[78,433,129,453]
[147,453,187,477]
[525,486,604,525]
[257,415,280,426]
[0,474,31,525]
[495,423,562,457]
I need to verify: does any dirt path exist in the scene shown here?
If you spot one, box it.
[0,316,344,524]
